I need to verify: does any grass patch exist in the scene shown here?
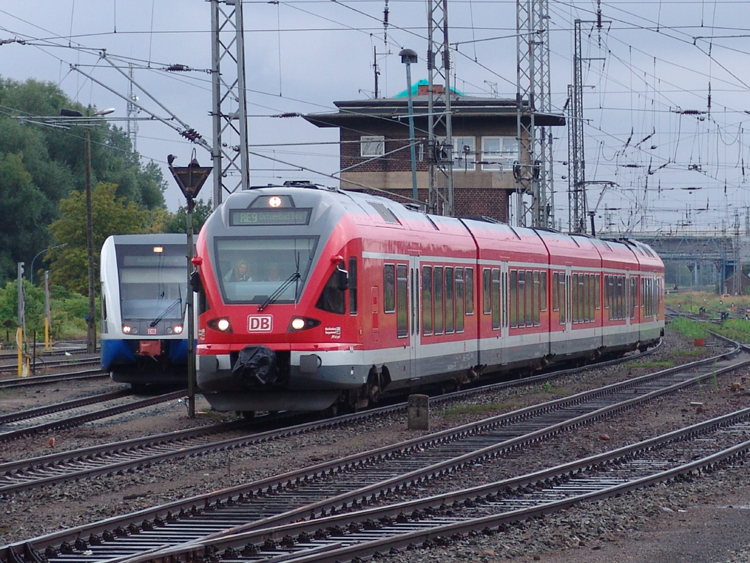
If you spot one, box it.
[669,317,708,339]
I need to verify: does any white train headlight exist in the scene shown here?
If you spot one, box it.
[207,317,232,333]
[122,324,133,334]
[288,317,321,332]
[172,324,184,334]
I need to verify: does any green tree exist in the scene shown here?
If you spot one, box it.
[0,76,169,284]
[164,199,213,233]
[47,182,151,292]
[0,153,45,277]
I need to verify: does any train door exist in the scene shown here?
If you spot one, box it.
[499,263,510,365]
[408,256,420,378]
[562,266,573,353]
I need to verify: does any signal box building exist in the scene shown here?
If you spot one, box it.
[304,81,565,222]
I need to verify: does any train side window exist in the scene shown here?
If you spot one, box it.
[483,268,491,314]
[509,270,518,328]
[384,265,395,313]
[422,266,433,335]
[434,266,444,335]
[492,268,501,330]
[552,272,559,312]
[571,273,578,324]
[630,277,637,319]
[455,268,465,332]
[465,268,474,315]
[520,270,528,327]
[445,267,454,334]
[316,266,346,315]
[349,258,358,315]
[396,264,408,337]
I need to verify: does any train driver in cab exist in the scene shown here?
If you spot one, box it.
[225,259,252,282]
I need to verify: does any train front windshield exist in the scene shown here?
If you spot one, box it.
[215,236,318,304]
[117,244,187,321]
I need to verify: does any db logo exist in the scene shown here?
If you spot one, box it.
[147,328,157,335]
[248,315,273,332]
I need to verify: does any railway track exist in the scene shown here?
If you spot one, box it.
[115,407,750,563]
[1,343,744,563]
[0,389,186,442]
[0,342,668,495]
[0,365,105,390]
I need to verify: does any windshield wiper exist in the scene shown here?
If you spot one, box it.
[258,272,300,312]
[150,295,182,327]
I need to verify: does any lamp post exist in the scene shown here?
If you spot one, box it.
[59,108,114,353]
[168,152,212,418]
[399,48,419,202]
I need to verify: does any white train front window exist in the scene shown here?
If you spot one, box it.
[117,245,186,322]
[215,236,317,304]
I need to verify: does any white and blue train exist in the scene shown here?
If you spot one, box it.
[100,234,189,388]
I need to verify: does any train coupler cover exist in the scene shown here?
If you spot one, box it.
[232,346,278,387]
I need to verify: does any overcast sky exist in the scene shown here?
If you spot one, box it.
[3,0,750,234]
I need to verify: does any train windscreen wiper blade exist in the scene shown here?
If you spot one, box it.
[150,297,182,327]
[257,272,300,312]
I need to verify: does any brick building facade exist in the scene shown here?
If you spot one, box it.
[305,84,565,221]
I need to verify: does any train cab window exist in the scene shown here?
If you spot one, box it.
[316,266,346,315]
[422,266,433,335]
[349,258,358,315]
[483,268,491,314]
[492,268,500,330]
[509,270,518,328]
[384,265,395,313]
[455,268,465,333]
[445,267,454,334]
[434,267,444,335]
[397,265,408,337]
[465,268,474,315]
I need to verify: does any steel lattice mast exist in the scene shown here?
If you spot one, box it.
[568,22,586,234]
[210,0,250,208]
[516,0,554,228]
[426,0,454,216]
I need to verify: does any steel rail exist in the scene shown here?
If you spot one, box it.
[117,406,750,563]
[0,338,674,496]
[1,345,743,563]
[0,367,106,390]
[0,390,186,442]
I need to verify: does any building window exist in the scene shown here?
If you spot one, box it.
[361,136,385,157]
[453,136,475,171]
[482,136,518,171]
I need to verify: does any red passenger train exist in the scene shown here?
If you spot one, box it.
[194,182,664,416]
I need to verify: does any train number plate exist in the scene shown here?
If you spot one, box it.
[247,315,273,332]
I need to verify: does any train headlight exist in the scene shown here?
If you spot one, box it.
[288,317,321,332]
[207,317,233,333]
[172,324,184,334]
[122,324,133,334]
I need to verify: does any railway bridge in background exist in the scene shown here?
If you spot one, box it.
[607,233,747,294]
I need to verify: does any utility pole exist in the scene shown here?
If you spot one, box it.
[516,0,553,228]
[426,0,454,216]
[210,0,250,208]
[568,19,607,234]
[126,64,139,153]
